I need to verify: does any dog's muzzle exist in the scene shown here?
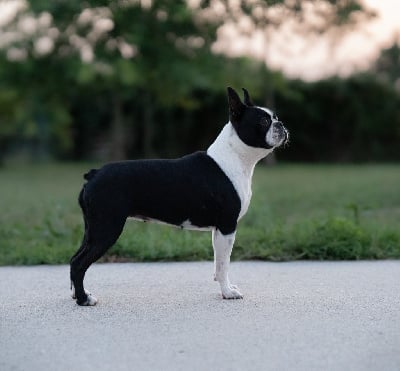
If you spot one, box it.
[274,121,289,146]
[266,121,289,148]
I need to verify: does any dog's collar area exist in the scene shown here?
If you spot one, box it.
[208,123,272,167]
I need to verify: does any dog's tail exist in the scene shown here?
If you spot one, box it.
[79,169,98,213]
[84,169,98,181]
[80,169,97,212]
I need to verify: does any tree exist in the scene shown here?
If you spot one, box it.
[0,0,374,160]
[373,37,400,89]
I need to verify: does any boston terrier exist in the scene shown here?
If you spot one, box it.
[70,87,289,305]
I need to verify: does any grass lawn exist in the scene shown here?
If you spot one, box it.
[0,163,399,265]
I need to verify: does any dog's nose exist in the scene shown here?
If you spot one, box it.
[275,121,284,129]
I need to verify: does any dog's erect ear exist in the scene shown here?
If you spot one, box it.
[227,87,245,125]
[242,88,254,107]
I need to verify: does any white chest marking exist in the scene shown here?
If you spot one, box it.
[207,123,273,219]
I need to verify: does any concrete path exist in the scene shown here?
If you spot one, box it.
[0,261,399,371]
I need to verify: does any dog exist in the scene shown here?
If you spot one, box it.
[70,87,289,305]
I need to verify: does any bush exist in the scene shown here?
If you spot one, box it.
[296,217,371,260]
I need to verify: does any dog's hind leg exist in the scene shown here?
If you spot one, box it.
[70,187,93,301]
[70,229,92,301]
[212,229,243,299]
[70,234,96,304]
[70,212,126,306]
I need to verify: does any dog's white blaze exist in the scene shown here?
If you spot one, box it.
[207,122,272,219]
[257,106,273,116]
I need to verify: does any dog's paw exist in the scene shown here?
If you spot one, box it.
[77,294,98,306]
[71,287,98,306]
[221,285,243,300]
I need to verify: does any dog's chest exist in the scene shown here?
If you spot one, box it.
[224,166,254,220]
[207,124,268,221]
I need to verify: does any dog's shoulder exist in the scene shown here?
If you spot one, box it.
[179,151,239,187]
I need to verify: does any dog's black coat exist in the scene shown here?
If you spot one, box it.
[82,151,240,234]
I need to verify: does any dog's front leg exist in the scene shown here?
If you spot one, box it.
[212,229,243,299]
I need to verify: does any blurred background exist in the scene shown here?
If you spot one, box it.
[1,0,400,264]
[0,0,399,164]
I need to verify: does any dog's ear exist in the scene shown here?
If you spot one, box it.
[242,88,254,107]
[227,87,245,125]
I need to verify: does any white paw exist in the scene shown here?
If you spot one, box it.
[221,285,243,299]
[81,294,98,306]
[71,286,97,305]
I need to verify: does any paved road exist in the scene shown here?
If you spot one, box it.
[1,261,399,371]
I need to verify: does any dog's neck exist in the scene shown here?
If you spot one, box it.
[207,122,272,177]
[207,122,273,218]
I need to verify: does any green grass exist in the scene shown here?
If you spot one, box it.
[0,163,399,265]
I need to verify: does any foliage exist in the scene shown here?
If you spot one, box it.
[274,73,400,162]
[0,163,399,265]
[373,40,400,87]
[69,69,400,162]
[0,0,374,161]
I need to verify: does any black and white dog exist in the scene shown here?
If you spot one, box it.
[70,87,289,305]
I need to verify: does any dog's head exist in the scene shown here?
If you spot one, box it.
[227,87,289,149]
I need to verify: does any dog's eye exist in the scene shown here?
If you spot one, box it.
[259,120,270,129]
[262,115,271,124]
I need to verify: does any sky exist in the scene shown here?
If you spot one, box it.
[215,0,400,80]
[282,0,400,80]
